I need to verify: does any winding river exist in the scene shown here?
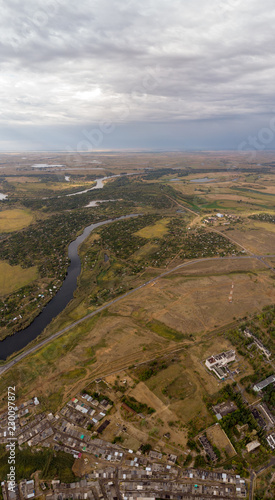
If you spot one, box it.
[65,175,119,195]
[0,214,139,361]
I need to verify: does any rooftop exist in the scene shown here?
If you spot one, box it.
[254,374,275,391]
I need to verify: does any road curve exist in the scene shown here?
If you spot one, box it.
[1,253,274,376]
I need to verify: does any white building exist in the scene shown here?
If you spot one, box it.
[205,350,236,380]
[205,350,235,370]
[246,440,260,453]
[267,433,275,450]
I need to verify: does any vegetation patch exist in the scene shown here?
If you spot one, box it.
[134,359,168,381]
[0,446,76,482]
[146,319,190,342]
[249,213,275,224]
[121,395,155,415]
[60,367,86,381]
[162,373,196,400]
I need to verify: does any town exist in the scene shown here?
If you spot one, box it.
[1,353,275,500]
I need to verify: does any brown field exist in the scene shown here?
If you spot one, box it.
[219,223,275,254]
[252,221,275,233]
[145,351,219,428]
[207,193,266,203]
[0,259,272,414]
[166,256,266,275]
[108,376,190,451]
[111,267,275,336]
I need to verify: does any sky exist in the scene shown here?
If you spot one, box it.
[1,0,275,151]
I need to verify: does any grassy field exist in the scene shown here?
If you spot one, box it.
[252,221,275,233]
[146,319,188,341]
[134,218,170,238]
[0,261,38,295]
[0,208,34,232]
[8,180,96,194]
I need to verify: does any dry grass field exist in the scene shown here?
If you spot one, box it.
[219,222,275,255]
[0,208,34,232]
[111,266,275,336]
[134,218,170,238]
[144,352,218,429]
[0,261,38,295]
[0,256,272,413]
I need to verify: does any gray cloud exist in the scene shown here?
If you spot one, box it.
[0,0,275,149]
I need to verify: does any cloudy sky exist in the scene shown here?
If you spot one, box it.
[1,0,275,151]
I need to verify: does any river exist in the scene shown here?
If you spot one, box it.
[66,175,120,196]
[65,173,136,197]
[0,214,140,361]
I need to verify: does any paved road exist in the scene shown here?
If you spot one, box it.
[1,252,274,377]
[249,471,256,500]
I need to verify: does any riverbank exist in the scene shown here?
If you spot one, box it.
[0,214,140,361]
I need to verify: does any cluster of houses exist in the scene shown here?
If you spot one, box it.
[65,394,111,428]
[4,368,275,500]
[202,213,240,226]
[1,466,247,500]
[1,479,35,500]
[120,479,244,499]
